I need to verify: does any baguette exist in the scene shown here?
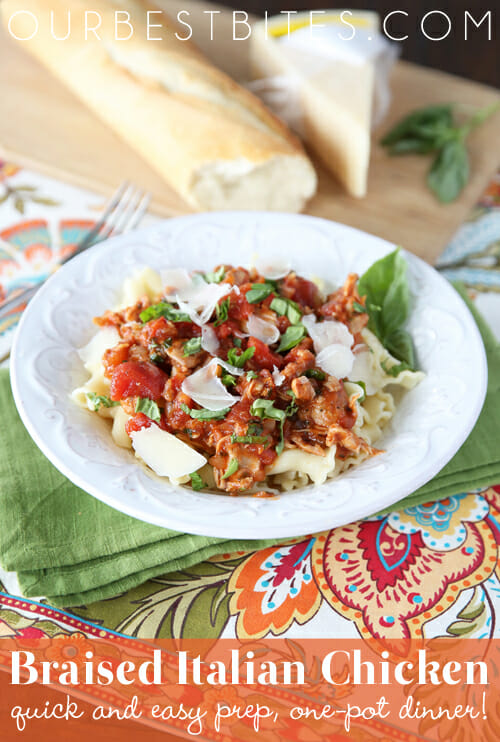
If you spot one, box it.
[2,0,317,212]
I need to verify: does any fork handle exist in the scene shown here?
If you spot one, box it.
[0,284,41,322]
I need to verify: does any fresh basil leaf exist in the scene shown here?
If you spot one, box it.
[227,345,255,368]
[250,398,292,456]
[352,301,366,314]
[221,373,236,387]
[221,458,239,479]
[350,380,367,403]
[277,324,306,353]
[135,397,161,422]
[86,392,119,411]
[204,266,226,284]
[246,283,274,303]
[246,370,258,380]
[381,105,453,149]
[189,472,205,491]
[304,368,326,381]
[427,137,469,203]
[358,249,416,368]
[233,336,242,348]
[140,302,190,323]
[214,297,230,327]
[183,337,202,356]
[180,403,230,420]
[231,434,268,445]
[385,328,416,369]
[270,296,302,324]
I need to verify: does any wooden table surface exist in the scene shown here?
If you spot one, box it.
[1,0,499,264]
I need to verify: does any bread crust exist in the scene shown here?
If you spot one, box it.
[2,0,317,209]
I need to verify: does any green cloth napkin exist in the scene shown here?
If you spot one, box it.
[0,287,499,607]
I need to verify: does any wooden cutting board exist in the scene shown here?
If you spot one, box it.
[1,0,499,264]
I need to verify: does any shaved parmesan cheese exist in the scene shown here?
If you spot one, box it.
[176,281,232,326]
[247,314,280,345]
[201,325,219,354]
[272,365,285,386]
[181,359,241,410]
[254,255,291,280]
[214,357,245,376]
[78,327,120,375]
[131,425,206,478]
[161,268,192,299]
[302,314,353,353]
[316,344,354,379]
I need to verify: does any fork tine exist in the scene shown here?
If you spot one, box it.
[122,192,152,233]
[98,183,137,241]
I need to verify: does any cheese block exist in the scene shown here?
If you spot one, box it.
[250,11,384,198]
[1,0,317,212]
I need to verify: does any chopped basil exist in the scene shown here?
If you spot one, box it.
[227,345,255,368]
[304,368,326,381]
[214,297,230,326]
[246,370,258,380]
[231,434,268,445]
[189,472,205,491]
[246,283,275,304]
[149,339,172,364]
[270,297,302,325]
[183,337,202,356]
[381,360,413,377]
[352,301,366,314]
[233,337,242,348]
[135,397,162,422]
[140,302,191,324]
[247,421,263,436]
[250,397,299,455]
[86,392,119,411]
[351,380,367,402]
[204,266,226,284]
[221,373,237,387]
[221,458,239,479]
[180,403,230,420]
[277,324,306,353]
[286,390,298,416]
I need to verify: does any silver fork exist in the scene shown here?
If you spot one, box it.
[0,182,151,321]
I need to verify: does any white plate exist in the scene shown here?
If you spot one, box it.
[11,213,487,539]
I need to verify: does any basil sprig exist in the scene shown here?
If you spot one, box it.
[214,298,230,326]
[204,266,226,284]
[221,458,239,479]
[381,102,500,203]
[270,297,302,325]
[357,248,415,370]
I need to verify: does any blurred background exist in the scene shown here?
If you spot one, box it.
[221,0,498,87]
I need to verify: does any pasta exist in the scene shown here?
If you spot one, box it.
[72,259,423,495]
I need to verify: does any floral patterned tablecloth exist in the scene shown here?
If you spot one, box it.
[1,162,500,668]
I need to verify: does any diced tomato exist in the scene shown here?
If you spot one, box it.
[282,275,320,308]
[125,413,153,435]
[140,317,174,344]
[103,343,130,377]
[110,361,167,401]
[228,292,253,322]
[213,319,240,342]
[247,336,285,370]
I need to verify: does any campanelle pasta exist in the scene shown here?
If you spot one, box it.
[72,257,424,495]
